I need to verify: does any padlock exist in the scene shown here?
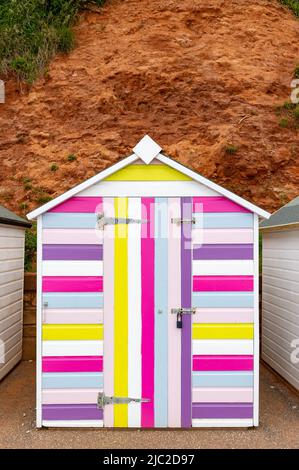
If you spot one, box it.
[176,312,183,329]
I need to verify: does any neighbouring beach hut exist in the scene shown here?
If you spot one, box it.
[260,196,299,391]
[0,205,31,380]
[27,135,270,429]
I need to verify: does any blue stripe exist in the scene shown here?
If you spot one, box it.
[42,372,104,389]
[154,198,168,427]
[193,213,253,229]
[192,292,254,308]
[43,213,97,229]
[43,292,103,309]
[192,371,253,388]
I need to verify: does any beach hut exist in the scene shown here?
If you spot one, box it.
[0,205,31,380]
[260,196,299,391]
[27,135,270,428]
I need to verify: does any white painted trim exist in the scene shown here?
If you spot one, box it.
[36,215,42,428]
[27,137,271,220]
[156,154,270,219]
[253,213,259,427]
[133,135,162,164]
[27,153,138,219]
[192,419,254,428]
[79,181,218,197]
[42,420,103,428]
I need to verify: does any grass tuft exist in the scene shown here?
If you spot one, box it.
[280,0,299,17]
[224,144,238,155]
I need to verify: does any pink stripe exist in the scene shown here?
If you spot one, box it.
[42,389,101,405]
[193,308,254,324]
[192,387,253,403]
[192,228,253,245]
[42,276,103,292]
[49,197,102,213]
[43,308,103,324]
[141,198,155,427]
[42,356,103,372]
[193,196,250,213]
[168,198,181,427]
[43,229,103,245]
[193,355,253,371]
[193,276,253,292]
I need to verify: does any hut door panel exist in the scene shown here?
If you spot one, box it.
[103,197,193,428]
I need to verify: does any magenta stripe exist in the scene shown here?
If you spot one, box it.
[193,355,253,371]
[49,197,102,213]
[193,244,253,260]
[193,197,250,213]
[42,276,103,292]
[181,197,192,428]
[43,244,103,260]
[42,404,103,420]
[42,356,103,373]
[193,276,253,292]
[141,197,155,427]
[192,403,253,419]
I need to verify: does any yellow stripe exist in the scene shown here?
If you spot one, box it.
[42,324,103,341]
[114,197,128,427]
[104,165,192,181]
[192,323,254,340]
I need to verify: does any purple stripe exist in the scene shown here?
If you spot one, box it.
[193,244,253,260]
[43,244,103,260]
[42,404,103,420]
[181,197,192,428]
[192,403,253,419]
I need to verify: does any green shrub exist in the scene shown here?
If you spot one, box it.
[25,224,37,272]
[67,153,77,162]
[50,163,59,171]
[224,144,238,155]
[294,64,299,79]
[280,0,299,17]
[279,118,289,128]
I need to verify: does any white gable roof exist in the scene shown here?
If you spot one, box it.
[27,135,271,220]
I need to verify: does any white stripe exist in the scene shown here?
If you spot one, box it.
[192,419,253,428]
[128,198,142,427]
[36,215,43,428]
[253,213,259,426]
[42,420,103,428]
[79,181,218,197]
[42,340,103,356]
[42,260,103,277]
[193,339,254,355]
[193,260,254,276]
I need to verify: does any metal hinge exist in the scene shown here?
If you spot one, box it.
[97,213,148,230]
[171,308,196,315]
[97,392,150,408]
[171,217,195,225]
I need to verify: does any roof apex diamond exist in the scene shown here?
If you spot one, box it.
[133,135,162,164]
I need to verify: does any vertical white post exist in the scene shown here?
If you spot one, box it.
[253,213,259,426]
[36,215,43,427]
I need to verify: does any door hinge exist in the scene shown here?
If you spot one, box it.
[97,213,148,230]
[171,217,196,225]
[97,392,150,408]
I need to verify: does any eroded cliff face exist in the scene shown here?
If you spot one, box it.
[0,0,299,215]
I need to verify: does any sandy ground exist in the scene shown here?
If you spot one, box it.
[0,360,298,449]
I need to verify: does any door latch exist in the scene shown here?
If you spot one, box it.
[97,213,148,230]
[97,392,150,408]
[171,307,196,329]
[171,217,195,225]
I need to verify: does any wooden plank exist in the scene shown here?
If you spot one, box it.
[193,339,254,355]
[42,276,103,293]
[154,198,168,427]
[192,228,253,245]
[193,308,254,324]
[42,388,101,404]
[128,198,142,428]
[42,340,103,357]
[42,245,103,260]
[42,356,103,373]
[43,308,103,324]
[42,293,103,309]
[194,213,253,229]
[114,197,128,427]
[168,198,181,427]
[192,371,254,387]
[104,165,192,181]
[193,355,253,371]
[42,261,103,277]
[141,197,155,428]
[42,324,103,341]
[42,404,103,420]
[192,387,253,403]
[193,244,253,260]
[42,372,103,389]
[49,197,102,213]
[192,403,253,419]
[43,229,103,245]
[192,324,254,340]
[193,196,250,213]
[192,292,254,308]
[103,197,115,427]
[193,260,254,276]
[193,276,253,292]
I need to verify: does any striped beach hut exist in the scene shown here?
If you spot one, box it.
[27,135,270,429]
